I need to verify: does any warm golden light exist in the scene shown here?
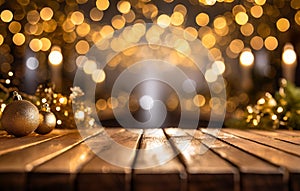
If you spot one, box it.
[229,39,244,54]
[232,5,246,16]
[49,49,63,65]
[71,11,84,25]
[29,38,43,52]
[250,5,263,18]
[276,18,290,32]
[62,20,75,33]
[40,7,53,21]
[235,12,248,25]
[171,11,184,26]
[174,4,187,16]
[250,36,264,50]
[96,99,107,110]
[90,7,103,21]
[142,4,158,19]
[193,94,206,107]
[40,37,51,51]
[8,21,22,34]
[199,0,217,6]
[291,0,300,9]
[196,13,209,27]
[12,33,26,46]
[76,23,90,37]
[254,0,266,6]
[0,34,3,46]
[240,23,254,36]
[111,15,126,29]
[123,10,135,23]
[282,48,297,65]
[96,0,110,11]
[157,14,171,28]
[92,69,106,83]
[1,10,13,22]
[201,33,216,49]
[264,36,278,51]
[295,11,300,25]
[184,27,198,41]
[27,10,40,24]
[100,25,114,38]
[214,16,227,29]
[117,1,131,14]
[75,40,90,55]
[240,49,254,67]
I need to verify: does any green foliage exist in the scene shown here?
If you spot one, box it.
[226,79,300,130]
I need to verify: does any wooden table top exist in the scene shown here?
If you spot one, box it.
[0,127,299,191]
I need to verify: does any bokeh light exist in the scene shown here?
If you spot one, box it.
[264,36,278,51]
[49,49,63,65]
[1,10,13,22]
[26,57,39,70]
[276,18,290,32]
[157,14,171,28]
[240,49,254,67]
[196,13,209,27]
[40,7,53,21]
[117,1,131,14]
[12,33,25,46]
[96,0,110,11]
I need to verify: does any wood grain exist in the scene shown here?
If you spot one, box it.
[223,128,300,157]
[164,128,236,191]
[196,129,285,191]
[133,129,186,191]
[249,130,300,145]
[0,130,101,191]
[77,128,142,191]
[203,129,300,191]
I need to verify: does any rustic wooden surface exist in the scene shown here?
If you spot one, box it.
[0,128,300,191]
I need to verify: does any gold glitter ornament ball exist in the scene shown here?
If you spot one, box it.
[1,92,40,137]
[35,104,56,135]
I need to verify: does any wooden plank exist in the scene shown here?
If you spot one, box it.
[133,129,186,191]
[203,128,300,191]
[77,128,142,191]
[185,128,285,191]
[276,130,300,137]
[0,129,101,191]
[223,129,300,157]
[249,130,300,145]
[27,129,113,191]
[164,128,236,191]
[0,129,72,156]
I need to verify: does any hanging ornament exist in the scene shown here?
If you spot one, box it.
[1,91,40,137]
[35,103,56,135]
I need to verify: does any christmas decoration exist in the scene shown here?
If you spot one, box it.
[226,79,300,130]
[34,83,96,129]
[1,91,40,137]
[35,103,56,135]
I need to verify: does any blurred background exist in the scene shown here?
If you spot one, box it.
[0,0,299,125]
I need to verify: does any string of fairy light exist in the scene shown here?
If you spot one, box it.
[0,0,300,124]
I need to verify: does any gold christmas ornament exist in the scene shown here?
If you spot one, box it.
[1,91,40,137]
[35,103,56,135]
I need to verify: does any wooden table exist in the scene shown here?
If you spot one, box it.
[0,127,299,191]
